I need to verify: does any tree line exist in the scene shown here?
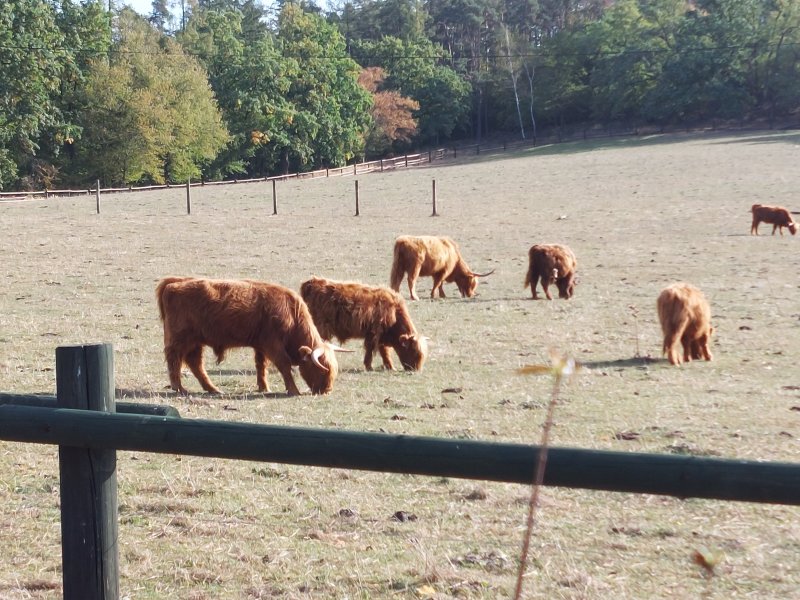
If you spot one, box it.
[1,0,798,191]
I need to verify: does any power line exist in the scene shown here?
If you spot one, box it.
[0,41,798,62]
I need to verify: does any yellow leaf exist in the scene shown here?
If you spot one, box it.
[416,584,436,597]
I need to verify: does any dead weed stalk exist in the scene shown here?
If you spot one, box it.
[514,351,578,599]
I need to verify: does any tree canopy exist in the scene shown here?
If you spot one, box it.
[1,0,798,190]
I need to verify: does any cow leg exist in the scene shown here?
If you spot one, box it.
[697,334,713,361]
[363,337,375,371]
[430,272,447,299]
[751,220,758,235]
[165,345,189,395]
[662,322,686,366]
[530,273,540,299]
[378,345,396,370]
[185,346,221,394]
[407,265,422,301]
[541,279,553,300]
[681,335,693,363]
[271,353,302,396]
[773,224,779,236]
[255,350,270,392]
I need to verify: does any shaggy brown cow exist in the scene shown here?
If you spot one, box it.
[750,204,797,236]
[301,277,429,371]
[156,277,339,395]
[657,282,714,366]
[524,244,577,300]
[389,235,494,300]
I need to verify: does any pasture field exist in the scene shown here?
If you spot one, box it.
[1,130,799,599]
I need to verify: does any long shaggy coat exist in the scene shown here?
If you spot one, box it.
[301,277,428,371]
[657,282,714,366]
[156,277,337,395]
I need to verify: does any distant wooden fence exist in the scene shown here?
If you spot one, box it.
[1,120,793,201]
[2,343,800,599]
[0,148,451,201]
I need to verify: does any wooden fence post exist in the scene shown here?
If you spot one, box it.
[95,180,100,214]
[354,180,360,216]
[56,343,119,600]
[431,179,438,217]
[272,180,277,215]
[186,179,191,215]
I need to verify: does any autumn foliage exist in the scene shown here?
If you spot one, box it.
[358,67,419,156]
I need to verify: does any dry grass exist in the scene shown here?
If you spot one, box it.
[1,130,799,598]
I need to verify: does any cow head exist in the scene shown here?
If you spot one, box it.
[557,273,576,299]
[298,345,339,394]
[394,334,429,371]
[789,221,798,235]
[455,269,496,298]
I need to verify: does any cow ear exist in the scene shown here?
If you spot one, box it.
[399,334,412,347]
[298,346,313,360]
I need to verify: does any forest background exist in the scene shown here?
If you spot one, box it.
[2,0,799,191]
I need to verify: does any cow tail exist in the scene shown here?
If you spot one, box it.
[523,268,531,289]
[156,278,178,321]
[390,243,404,291]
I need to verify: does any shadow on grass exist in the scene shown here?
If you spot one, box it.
[116,387,293,401]
[709,132,800,147]
[444,129,797,164]
[582,356,667,369]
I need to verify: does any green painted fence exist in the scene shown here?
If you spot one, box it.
[1,343,799,600]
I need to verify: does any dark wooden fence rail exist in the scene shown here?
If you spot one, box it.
[2,343,800,599]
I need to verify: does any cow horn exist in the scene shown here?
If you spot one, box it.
[326,342,355,353]
[471,268,496,278]
[310,347,329,372]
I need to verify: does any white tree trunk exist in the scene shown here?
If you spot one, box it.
[504,26,525,140]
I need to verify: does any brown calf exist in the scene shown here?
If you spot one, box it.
[657,282,713,366]
[390,235,494,300]
[750,204,797,236]
[524,244,577,300]
[156,277,338,395]
[301,277,428,371]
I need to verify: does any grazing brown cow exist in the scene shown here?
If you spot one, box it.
[524,244,577,300]
[657,282,714,366]
[156,277,338,395]
[750,204,797,236]
[389,235,494,300]
[301,277,429,371]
